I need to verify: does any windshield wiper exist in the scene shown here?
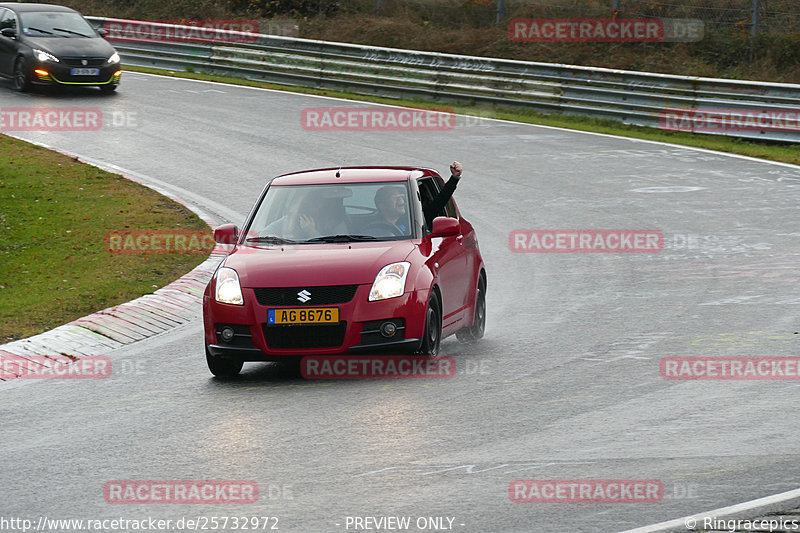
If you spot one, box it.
[27,27,53,35]
[53,27,89,37]
[305,234,379,243]
[245,235,298,245]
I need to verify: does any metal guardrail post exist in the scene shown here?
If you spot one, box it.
[751,0,760,38]
[496,0,505,24]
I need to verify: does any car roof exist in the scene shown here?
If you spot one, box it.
[0,3,77,13]
[271,166,440,186]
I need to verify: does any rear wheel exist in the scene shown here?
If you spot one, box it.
[13,57,31,92]
[457,275,486,343]
[205,345,243,378]
[418,290,441,355]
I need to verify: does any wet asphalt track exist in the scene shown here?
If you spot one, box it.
[1,72,800,532]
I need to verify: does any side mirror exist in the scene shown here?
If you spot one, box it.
[430,217,460,237]
[213,224,239,245]
[96,27,107,37]
[1,28,16,39]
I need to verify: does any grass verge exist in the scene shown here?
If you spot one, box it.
[127,65,800,166]
[0,134,210,343]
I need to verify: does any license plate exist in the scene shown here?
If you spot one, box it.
[71,68,100,76]
[268,307,339,325]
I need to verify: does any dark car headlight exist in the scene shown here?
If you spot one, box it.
[33,49,59,63]
[107,52,120,64]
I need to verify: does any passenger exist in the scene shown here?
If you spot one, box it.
[372,185,410,234]
[423,161,463,229]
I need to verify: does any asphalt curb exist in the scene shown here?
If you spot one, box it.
[0,252,225,380]
[0,138,229,382]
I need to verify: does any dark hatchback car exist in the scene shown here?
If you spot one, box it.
[0,3,120,92]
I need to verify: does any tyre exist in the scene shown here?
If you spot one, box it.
[205,345,243,378]
[457,275,486,343]
[418,290,442,355]
[13,57,31,92]
[100,84,117,93]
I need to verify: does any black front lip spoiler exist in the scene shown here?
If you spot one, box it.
[348,338,422,353]
[207,338,423,360]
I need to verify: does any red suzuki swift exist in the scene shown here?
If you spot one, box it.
[202,166,486,377]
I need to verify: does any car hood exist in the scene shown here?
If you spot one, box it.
[224,241,418,288]
[24,36,115,57]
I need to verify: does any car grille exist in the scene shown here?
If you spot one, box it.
[263,324,347,349]
[60,57,108,67]
[253,285,358,306]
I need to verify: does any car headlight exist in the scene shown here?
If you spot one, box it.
[215,267,244,305]
[107,52,120,64]
[369,262,410,302]
[33,49,59,63]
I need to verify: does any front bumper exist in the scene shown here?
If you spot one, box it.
[31,62,121,87]
[203,284,429,360]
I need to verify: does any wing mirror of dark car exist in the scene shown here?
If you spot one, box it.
[96,27,107,37]
[430,216,460,237]
[213,224,239,244]
[1,28,16,39]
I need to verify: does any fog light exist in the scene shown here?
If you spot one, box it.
[380,321,397,338]
[220,327,235,342]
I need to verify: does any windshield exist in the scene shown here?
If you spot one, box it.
[245,182,413,243]
[21,12,96,38]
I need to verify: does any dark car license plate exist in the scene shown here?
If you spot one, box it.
[71,68,100,76]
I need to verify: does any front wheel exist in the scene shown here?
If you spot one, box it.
[205,345,243,378]
[99,84,118,93]
[457,275,486,343]
[13,58,31,92]
[417,290,441,355]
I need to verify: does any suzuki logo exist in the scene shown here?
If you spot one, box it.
[81,59,88,66]
[297,290,311,303]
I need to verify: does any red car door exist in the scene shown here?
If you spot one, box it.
[417,177,470,331]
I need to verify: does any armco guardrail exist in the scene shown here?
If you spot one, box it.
[88,17,800,142]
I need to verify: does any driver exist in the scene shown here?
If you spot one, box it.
[263,191,319,240]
